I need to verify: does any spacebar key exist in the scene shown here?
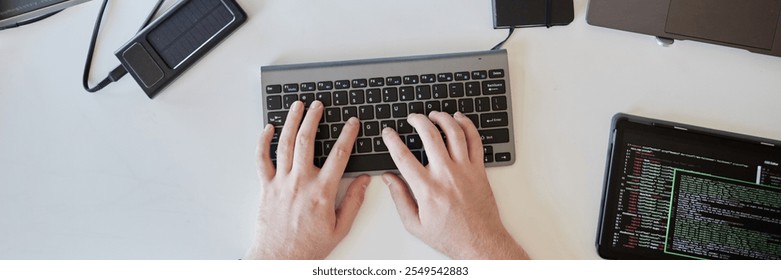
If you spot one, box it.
[345,153,398,172]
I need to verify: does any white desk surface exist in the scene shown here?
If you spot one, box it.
[1,0,780,260]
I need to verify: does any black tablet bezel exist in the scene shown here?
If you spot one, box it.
[595,113,781,259]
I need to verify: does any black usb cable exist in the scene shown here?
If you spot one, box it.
[82,0,165,93]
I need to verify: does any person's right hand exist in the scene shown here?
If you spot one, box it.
[381,111,529,260]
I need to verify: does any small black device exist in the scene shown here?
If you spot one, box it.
[114,0,246,98]
[596,113,781,259]
[492,0,574,29]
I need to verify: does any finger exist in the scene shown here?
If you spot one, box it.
[293,101,324,170]
[428,111,469,163]
[334,175,371,236]
[276,101,305,174]
[454,112,484,164]
[383,173,421,233]
[320,117,360,188]
[256,124,276,181]
[406,113,450,164]
[382,127,426,179]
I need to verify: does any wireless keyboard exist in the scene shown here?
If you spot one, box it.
[260,50,516,175]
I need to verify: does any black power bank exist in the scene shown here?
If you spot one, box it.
[115,0,247,98]
[493,0,574,29]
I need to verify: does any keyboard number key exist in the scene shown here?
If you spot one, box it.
[266,95,282,110]
[366,89,382,103]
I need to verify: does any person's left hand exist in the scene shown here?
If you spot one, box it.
[245,100,371,259]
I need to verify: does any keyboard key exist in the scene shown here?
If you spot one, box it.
[342,107,358,121]
[406,134,423,149]
[266,95,282,110]
[366,89,381,103]
[399,86,415,101]
[349,90,365,104]
[369,77,384,87]
[301,82,316,91]
[458,98,474,113]
[335,80,350,89]
[375,104,391,119]
[270,144,278,159]
[325,108,341,122]
[266,84,282,93]
[323,140,336,155]
[283,94,298,109]
[409,102,424,114]
[271,127,281,143]
[484,153,494,163]
[482,80,506,95]
[480,112,509,128]
[373,137,388,152]
[475,97,490,112]
[363,121,380,136]
[331,124,345,138]
[313,141,323,156]
[466,82,481,96]
[358,105,374,120]
[484,146,493,157]
[392,103,408,118]
[496,152,511,162]
[317,81,333,90]
[425,101,441,115]
[386,76,402,85]
[356,138,373,153]
[449,83,465,97]
[432,84,448,99]
[316,125,329,139]
[267,111,287,126]
[492,96,508,111]
[442,100,457,114]
[420,74,436,83]
[283,83,299,92]
[479,129,510,144]
[333,91,348,105]
[344,153,397,172]
[466,114,479,128]
[416,85,432,100]
[403,75,419,84]
[383,88,398,102]
[455,71,470,81]
[299,93,315,107]
[437,73,453,82]
[397,119,413,134]
[380,120,396,131]
[471,70,488,79]
[489,69,504,78]
[315,92,332,106]
[352,79,368,88]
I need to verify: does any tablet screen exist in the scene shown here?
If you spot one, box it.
[597,114,781,259]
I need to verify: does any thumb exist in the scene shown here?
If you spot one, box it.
[383,173,421,233]
[334,175,371,236]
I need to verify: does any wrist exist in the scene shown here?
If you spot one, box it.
[455,227,530,260]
